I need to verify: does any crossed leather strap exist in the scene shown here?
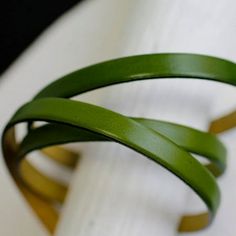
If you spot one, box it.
[2,54,236,234]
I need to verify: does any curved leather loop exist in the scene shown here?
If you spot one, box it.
[19,118,227,233]
[3,98,220,231]
[3,53,236,233]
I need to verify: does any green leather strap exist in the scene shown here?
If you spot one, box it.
[21,119,226,175]
[3,53,235,233]
[34,54,236,99]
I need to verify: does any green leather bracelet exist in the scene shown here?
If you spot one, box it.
[3,53,235,234]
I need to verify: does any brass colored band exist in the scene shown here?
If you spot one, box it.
[209,110,236,134]
[41,146,79,168]
[3,128,73,233]
[19,183,59,234]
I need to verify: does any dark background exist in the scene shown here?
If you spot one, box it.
[0,0,82,75]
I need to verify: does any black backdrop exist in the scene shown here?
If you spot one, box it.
[0,0,82,74]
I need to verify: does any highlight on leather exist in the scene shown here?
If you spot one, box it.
[2,53,236,234]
